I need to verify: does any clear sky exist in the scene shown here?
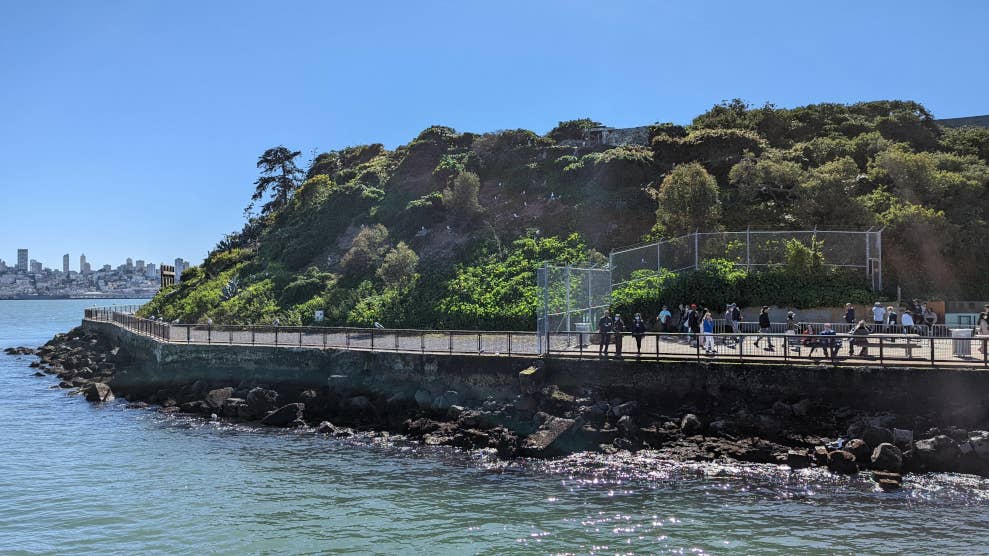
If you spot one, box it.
[1,0,986,270]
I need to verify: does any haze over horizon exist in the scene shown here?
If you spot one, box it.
[1,0,987,268]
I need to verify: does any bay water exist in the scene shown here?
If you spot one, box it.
[1,299,988,555]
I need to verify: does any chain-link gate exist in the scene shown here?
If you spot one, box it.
[536,264,611,354]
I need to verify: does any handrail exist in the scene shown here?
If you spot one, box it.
[81,306,989,368]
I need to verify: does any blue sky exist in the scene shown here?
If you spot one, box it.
[1,0,986,269]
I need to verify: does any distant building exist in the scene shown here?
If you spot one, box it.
[80,254,88,274]
[174,258,187,282]
[62,254,70,273]
[126,257,134,271]
[135,259,145,272]
[17,249,28,272]
[29,259,42,274]
[0,260,6,271]
[102,264,111,272]
[145,262,157,278]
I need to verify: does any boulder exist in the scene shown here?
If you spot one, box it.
[971,431,989,460]
[317,421,354,437]
[84,382,114,403]
[844,439,871,463]
[519,416,578,458]
[244,387,279,419]
[205,387,234,410]
[612,401,638,418]
[814,445,830,466]
[616,415,638,439]
[862,426,894,449]
[873,471,903,491]
[222,397,247,418]
[680,414,703,436]
[261,403,305,427]
[914,435,961,471]
[827,450,858,474]
[179,400,209,414]
[871,443,903,472]
[786,450,812,469]
[414,389,433,409]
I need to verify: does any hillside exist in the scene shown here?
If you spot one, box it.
[140,100,989,329]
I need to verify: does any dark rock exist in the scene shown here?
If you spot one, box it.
[827,450,858,474]
[612,401,638,418]
[913,435,961,471]
[680,414,703,435]
[871,443,903,472]
[245,387,279,420]
[159,406,180,414]
[414,389,432,409]
[873,471,903,491]
[447,405,465,419]
[317,421,354,437]
[892,428,914,447]
[844,439,871,463]
[33,371,45,377]
[862,426,894,449]
[126,402,149,409]
[84,382,113,403]
[222,397,247,418]
[261,403,305,427]
[616,415,638,439]
[205,387,234,410]
[786,450,812,469]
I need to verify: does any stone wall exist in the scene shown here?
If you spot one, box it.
[83,319,989,425]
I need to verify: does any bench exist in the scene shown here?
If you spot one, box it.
[842,334,922,358]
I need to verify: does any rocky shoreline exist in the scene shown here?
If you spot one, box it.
[8,326,989,491]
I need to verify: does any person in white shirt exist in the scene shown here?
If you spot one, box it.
[872,302,886,331]
[900,310,915,334]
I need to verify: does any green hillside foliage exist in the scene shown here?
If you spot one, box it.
[139,99,989,328]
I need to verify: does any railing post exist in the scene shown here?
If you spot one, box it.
[323,329,327,349]
[207,324,211,344]
[187,326,190,344]
[449,332,453,354]
[299,329,303,347]
[879,336,884,366]
[477,332,482,354]
[395,332,400,351]
[371,328,375,350]
[696,333,701,362]
[252,327,255,345]
[275,328,279,346]
[579,332,584,359]
[508,333,512,356]
[346,329,351,349]
[655,333,659,361]
[930,337,935,366]
[420,330,425,354]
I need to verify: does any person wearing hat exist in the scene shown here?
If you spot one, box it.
[872,302,886,332]
[687,303,701,346]
[631,313,647,355]
[844,303,855,325]
[597,310,614,356]
[754,306,774,350]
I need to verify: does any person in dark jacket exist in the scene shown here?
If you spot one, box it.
[612,313,626,357]
[851,320,872,357]
[687,304,701,346]
[844,303,855,325]
[754,306,774,350]
[631,313,647,356]
[597,310,614,356]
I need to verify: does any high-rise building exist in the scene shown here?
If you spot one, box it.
[125,257,134,271]
[146,262,157,278]
[80,254,88,274]
[0,260,6,271]
[63,254,70,273]
[174,257,187,282]
[29,259,42,274]
[17,249,28,272]
[135,259,145,272]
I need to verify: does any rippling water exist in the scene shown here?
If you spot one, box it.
[2,300,989,554]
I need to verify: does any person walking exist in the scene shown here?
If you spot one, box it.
[872,302,886,332]
[597,310,614,356]
[786,311,800,351]
[612,313,626,357]
[844,303,855,325]
[702,311,717,355]
[632,313,647,356]
[977,305,989,355]
[754,306,774,350]
[658,306,672,334]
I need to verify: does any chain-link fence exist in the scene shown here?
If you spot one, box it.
[537,229,882,354]
[536,264,611,353]
[609,228,882,288]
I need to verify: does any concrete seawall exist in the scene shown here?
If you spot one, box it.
[83,319,989,425]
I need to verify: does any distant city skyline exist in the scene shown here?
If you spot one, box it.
[2,247,174,274]
[1,1,987,265]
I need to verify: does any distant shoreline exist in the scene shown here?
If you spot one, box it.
[0,296,153,301]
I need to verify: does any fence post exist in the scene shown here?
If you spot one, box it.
[252,327,255,345]
[449,332,453,354]
[275,328,279,346]
[477,332,482,354]
[696,334,701,362]
[323,329,327,349]
[930,337,935,366]
[207,324,211,344]
[879,336,885,366]
[370,328,375,350]
[187,326,190,344]
[579,333,584,359]
[694,228,699,270]
[508,333,512,356]
[299,329,303,347]
[421,331,425,354]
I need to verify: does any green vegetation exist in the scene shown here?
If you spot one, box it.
[140,99,989,328]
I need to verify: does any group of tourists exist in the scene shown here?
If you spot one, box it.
[596,300,945,360]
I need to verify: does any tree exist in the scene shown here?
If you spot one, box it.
[654,162,721,236]
[340,224,389,277]
[443,171,483,224]
[377,242,420,286]
[547,118,601,142]
[248,146,304,215]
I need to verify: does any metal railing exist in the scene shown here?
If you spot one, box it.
[83,308,989,368]
[711,319,951,337]
[544,331,989,368]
